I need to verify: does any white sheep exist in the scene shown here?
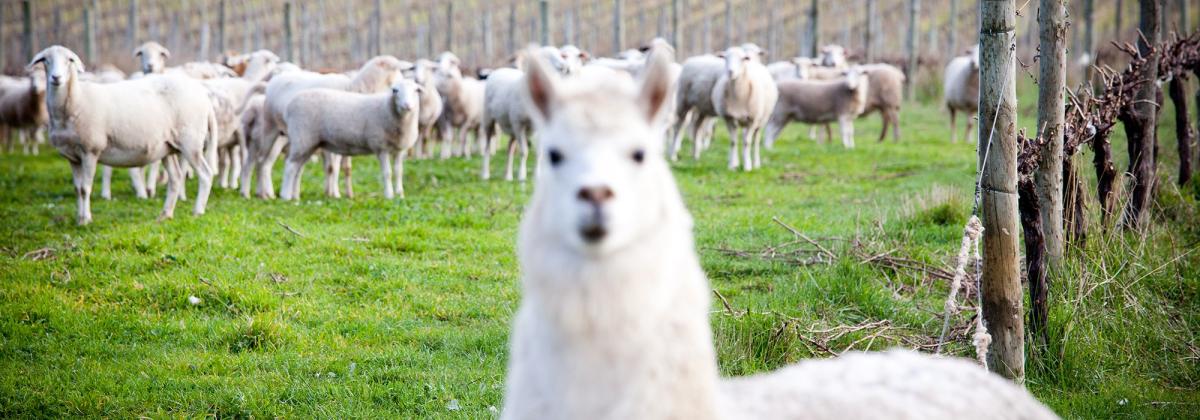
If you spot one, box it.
[859,63,906,143]
[480,48,575,181]
[818,44,849,68]
[202,77,266,189]
[669,54,724,161]
[134,41,237,80]
[0,73,47,156]
[222,49,282,82]
[412,59,444,159]
[433,52,486,160]
[241,55,410,199]
[501,46,1058,420]
[764,67,871,150]
[712,45,778,171]
[30,46,218,225]
[944,45,980,143]
[278,79,421,200]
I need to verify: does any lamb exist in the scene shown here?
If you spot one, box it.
[0,73,47,156]
[433,52,486,160]
[480,48,574,181]
[712,45,779,171]
[819,44,849,68]
[134,41,237,79]
[669,54,724,161]
[944,45,980,143]
[412,59,444,159]
[241,55,410,199]
[859,63,906,142]
[30,46,218,225]
[764,67,871,150]
[500,46,1058,420]
[278,79,420,200]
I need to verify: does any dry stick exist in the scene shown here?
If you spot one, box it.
[277,220,306,237]
[772,217,835,261]
[712,289,738,316]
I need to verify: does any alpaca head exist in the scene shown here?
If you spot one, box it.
[522,47,679,256]
[133,42,169,74]
[30,46,85,88]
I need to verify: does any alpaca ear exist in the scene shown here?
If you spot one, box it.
[522,49,559,125]
[638,49,673,124]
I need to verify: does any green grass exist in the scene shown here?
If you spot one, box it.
[2,82,1198,418]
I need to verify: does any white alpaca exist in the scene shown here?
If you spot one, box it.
[503,48,1059,420]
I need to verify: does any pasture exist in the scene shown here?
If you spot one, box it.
[1,81,1197,418]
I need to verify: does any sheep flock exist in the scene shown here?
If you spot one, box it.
[0,34,1045,418]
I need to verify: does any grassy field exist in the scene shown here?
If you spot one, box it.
[1,82,1198,418]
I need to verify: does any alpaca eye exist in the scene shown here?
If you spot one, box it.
[548,148,564,166]
[631,149,645,164]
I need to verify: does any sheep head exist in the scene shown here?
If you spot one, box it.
[819,44,847,68]
[390,79,421,115]
[559,45,589,73]
[351,56,415,93]
[436,52,464,80]
[133,42,170,74]
[29,46,85,88]
[718,46,752,81]
[521,47,680,256]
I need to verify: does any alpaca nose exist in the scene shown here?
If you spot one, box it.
[577,186,613,206]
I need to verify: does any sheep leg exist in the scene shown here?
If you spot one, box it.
[378,152,395,199]
[393,150,406,199]
[100,165,113,200]
[948,109,958,143]
[519,130,533,182]
[458,127,473,159]
[159,155,183,222]
[824,124,835,146]
[129,167,148,199]
[239,135,259,198]
[71,154,99,225]
[481,124,495,180]
[178,149,214,216]
[890,109,902,142]
[146,160,161,198]
[751,126,763,170]
[742,125,754,172]
[505,133,518,182]
[726,118,741,170]
[877,114,891,143]
[439,123,455,160]
[965,116,976,145]
[763,118,785,159]
[322,152,342,198]
[342,156,354,198]
[281,145,313,201]
[670,109,694,162]
[217,147,229,188]
[230,145,242,190]
[700,117,716,151]
[259,136,286,199]
[839,115,856,149]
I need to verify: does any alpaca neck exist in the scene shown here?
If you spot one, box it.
[510,199,722,418]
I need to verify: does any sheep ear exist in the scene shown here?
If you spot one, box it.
[580,50,590,60]
[27,50,48,71]
[133,49,143,58]
[638,49,673,124]
[522,51,559,124]
[161,48,171,59]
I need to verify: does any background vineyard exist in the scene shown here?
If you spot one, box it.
[1,0,1186,77]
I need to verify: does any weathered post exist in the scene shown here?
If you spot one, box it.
[671,0,680,47]
[1115,0,1124,41]
[483,10,494,59]
[614,0,624,52]
[1120,0,1161,230]
[540,0,550,46]
[128,0,138,50]
[217,0,226,54]
[284,2,293,62]
[1180,0,1189,36]
[84,7,95,64]
[22,0,33,61]
[809,0,819,57]
[725,0,733,47]
[372,0,382,56]
[905,0,920,100]
[949,0,959,55]
[446,1,454,52]
[1170,77,1193,185]
[865,0,875,62]
[979,0,1024,382]
[508,4,517,54]
[1083,0,1094,88]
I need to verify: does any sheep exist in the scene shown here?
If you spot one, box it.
[819,44,849,68]
[767,57,816,81]
[558,45,589,75]
[241,55,411,199]
[712,45,779,171]
[501,46,1057,420]
[479,48,575,181]
[84,66,159,201]
[202,77,267,189]
[669,54,725,161]
[0,73,47,156]
[30,46,218,225]
[411,60,444,159]
[859,63,906,142]
[278,79,421,200]
[944,45,980,143]
[134,41,237,80]
[433,52,486,160]
[221,49,281,82]
[763,67,871,151]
